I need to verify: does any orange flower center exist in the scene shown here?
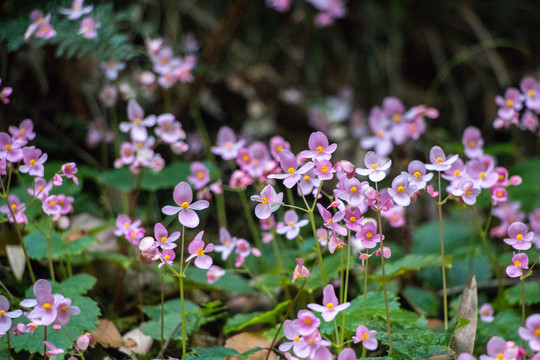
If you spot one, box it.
[5,145,11,150]
[224,241,230,246]
[134,118,141,125]
[296,274,301,279]
[225,141,232,149]
[161,236,167,242]
[392,113,401,122]
[287,167,295,174]
[328,219,333,224]
[497,191,503,197]
[397,186,405,192]
[515,260,522,267]
[49,200,56,206]
[371,164,378,169]
[326,303,334,309]
[350,186,357,192]
[197,171,205,179]
[294,336,300,342]
[197,248,204,256]
[535,328,540,336]
[350,216,356,222]
[242,155,250,162]
[454,170,460,176]
[517,234,523,240]
[61,306,67,311]
[413,172,421,178]
[362,332,370,340]
[468,140,475,148]
[316,146,324,152]
[261,197,269,205]
[288,221,294,226]
[276,145,283,152]
[496,354,504,360]
[10,203,16,210]
[304,318,311,324]
[181,202,189,209]
[321,166,329,173]
[480,172,485,179]
[436,157,443,163]
[304,175,310,181]
[366,232,372,238]
[30,159,36,165]
[506,99,514,107]
[43,303,51,310]
[0,310,5,315]
[528,89,535,97]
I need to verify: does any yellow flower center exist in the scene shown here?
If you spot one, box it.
[161,236,167,242]
[197,248,204,256]
[197,171,205,179]
[517,234,523,240]
[465,188,472,195]
[350,216,356,222]
[337,244,343,249]
[296,274,302,279]
[65,164,71,170]
[242,155,250,162]
[497,191,503,197]
[165,254,170,260]
[468,140,475,148]
[38,186,43,191]
[375,129,384,137]
[0,310,5,315]
[497,354,504,360]
[366,232,372,238]
[163,124,170,131]
[362,332,370,340]
[304,318,311,324]
[321,166,329,173]
[181,202,189,209]
[371,164,378,169]
[11,203,16,210]
[124,222,130,228]
[225,141,232,149]
[328,219,333,224]
[59,199,64,205]
[350,186,357,192]
[50,200,56,206]
[288,221,294,226]
[20,129,26,134]
[5,145,11,150]
[224,241,230,246]
[30,159,36,165]
[261,197,269,205]
[413,172,421,178]
[304,175,310,181]
[134,118,141,125]
[507,99,514,107]
[535,328,540,336]
[499,174,504,180]
[136,141,143,148]
[436,157,443,163]
[397,185,405,192]
[528,89,535,97]
[316,146,324,152]
[326,303,334,309]
[294,336,300,342]
[309,339,315,344]
[480,171,485,179]
[43,303,51,310]
[287,167,295,174]
[276,145,283,152]
[61,306,67,311]
[392,113,401,122]
[515,260,521,267]
[454,170,461,176]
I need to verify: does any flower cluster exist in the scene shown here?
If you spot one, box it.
[266,0,346,27]
[494,75,540,132]
[358,97,439,157]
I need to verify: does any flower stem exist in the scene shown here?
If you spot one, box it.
[363,257,369,324]
[161,267,165,360]
[237,189,264,252]
[437,172,448,330]
[44,325,47,360]
[215,192,227,228]
[7,331,11,360]
[309,210,327,285]
[375,182,392,349]
[44,232,55,282]
[179,226,187,359]
[340,229,352,345]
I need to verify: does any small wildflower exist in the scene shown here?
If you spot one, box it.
[425,146,459,172]
[292,258,310,283]
[59,0,93,20]
[307,284,350,322]
[504,221,534,250]
[352,325,378,350]
[506,252,528,278]
[0,295,23,334]
[518,314,540,351]
[480,303,494,323]
[206,265,225,284]
[162,181,209,228]
[250,184,283,220]
[185,231,214,269]
[356,151,391,182]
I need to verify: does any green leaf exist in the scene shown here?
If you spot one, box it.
[505,281,540,305]
[187,347,240,360]
[379,325,453,359]
[141,299,202,339]
[477,310,522,345]
[253,273,284,293]
[24,231,96,260]
[456,316,471,329]
[72,251,132,269]
[183,267,255,295]
[8,275,100,355]
[97,160,216,192]
[224,300,290,334]
[508,158,540,211]
[373,254,449,281]
[308,254,343,290]
[402,286,439,317]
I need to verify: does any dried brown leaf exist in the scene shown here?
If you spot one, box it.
[450,276,478,356]
[225,332,279,360]
[90,319,124,348]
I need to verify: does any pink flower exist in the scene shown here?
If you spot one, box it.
[519,314,540,351]
[336,177,369,207]
[0,295,22,334]
[250,184,283,219]
[307,284,350,322]
[338,348,357,360]
[0,195,28,224]
[214,227,237,261]
[211,126,245,161]
[352,325,378,350]
[59,0,93,20]
[0,79,12,105]
[19,146,47,176]
[506,252,528,278]
[425,146,459,172]
[44,341,64,359]
[387,174,417,207]
[268,150,314,188]
[451,179,481,205]
[279,320,307,356]
[162,181,209,228]
[343,206,363,232]
[79,17,100,38]
[61,162,79,184]
[0,132,25,162]
[356,151,391,182]
[292,309,320,336]
[495,88,523,120]
[154,223,179,250]
[356,222,382,249]
[207,265,225,284]
[187,162,210,190]
[504,222,534,250]
[119,100,157,142]
[480,303,494,322]
[313,159,335,181]
[185,231,214,269]
[292,258,310,283]
[101,60,126,81]
[381,205,405,228]
[269,135,291,161]
[300,131,337,161]
[54,295,81,326]
[480,336,516,360]
[21,279,57,326]
[457,354,476,360]
[159,249,176,268]
[155,114,184,144]
[462,126,484,159]
[277,210,309,240]
[402,160,433,190]
[9,119,35,142]
[317,204,347,236]
[76,333,94,351]
[358,252,372,265]
[267,0,292,12]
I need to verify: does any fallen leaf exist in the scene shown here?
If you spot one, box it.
[450,276,478,355]
[225,332,279,360]
[6,245,25,280]
[119,328,153,355]
[90,319,124,348]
